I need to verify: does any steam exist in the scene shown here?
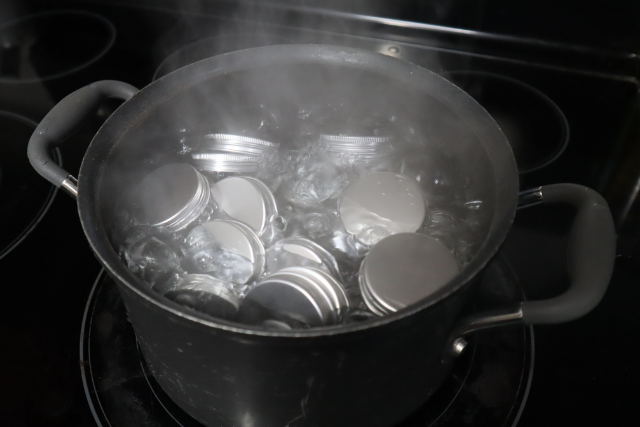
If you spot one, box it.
[100,1,494,327]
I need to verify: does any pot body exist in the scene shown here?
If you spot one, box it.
[72,46,518,426]
[119,276,477,427]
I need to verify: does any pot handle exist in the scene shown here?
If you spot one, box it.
[28,80,139,198]
[446,183,615,357]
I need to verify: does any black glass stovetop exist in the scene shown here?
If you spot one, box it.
[1,2,639,426]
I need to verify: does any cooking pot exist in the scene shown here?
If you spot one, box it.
[27,45,615,427]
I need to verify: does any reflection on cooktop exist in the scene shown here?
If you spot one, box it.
[0,110,59,259]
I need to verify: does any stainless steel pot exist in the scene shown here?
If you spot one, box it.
[27,45,615,427]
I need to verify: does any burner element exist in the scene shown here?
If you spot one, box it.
[0,11,115,83]
[446,71,569,174]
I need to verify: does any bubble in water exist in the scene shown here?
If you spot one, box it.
[280,147,350,207]
[260,216,284,247]
[356,226,391,246]
[115,99,488,327]
[123,235,182,286]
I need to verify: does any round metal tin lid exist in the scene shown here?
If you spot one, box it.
[210,176,277,234]
[192,153,260,173]
[338,172,427,240]
[264,237,341,278]
[242,277,328,327]
[133,163,210,231]
[203,133,279,151]
[271,266,349,314]
[360,233,459,314]
[320,134,393,144]
[320,134,394,156]
[241,266,346,327]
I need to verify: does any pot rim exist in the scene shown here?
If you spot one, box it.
[77,44,518,337]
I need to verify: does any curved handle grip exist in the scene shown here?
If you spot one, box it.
[445,183,615,359]
[520,183,616,324]
[28,80,139,196]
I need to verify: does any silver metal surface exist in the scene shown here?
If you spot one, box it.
[359,233,459,315]
[243,266,349,327]
[192,153,260,173]
[134,163,211,232]
[444,308,524,360]
[264,237,341,278]
[210,176,277,234]
[320,134,393,144]
[200,219,265,283]
[202,133,279,156]
[451,307,524,338]
[60,175,78,198]
[320,134,393,157]
[451,338,468,356]
[338,172,427,244]
[275,266,349,317]
[518,187,543,209]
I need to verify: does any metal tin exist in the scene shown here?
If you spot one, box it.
[191,152,260,173]
[359,233,459,315]
[319,134,393,156]
[164,273,241,320]
[201,133,280,156]
[210,176,278,235]
[239,266,350,327]
[133,163,210,232]
[198,219,265,284]
[320,134,393,145]
[264,237,341,278]
[338,172,427,244]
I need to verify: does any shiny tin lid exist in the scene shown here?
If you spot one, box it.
[133,163,210,232]
[165,274,241,320]
[264,237,341,279]
[274,266,349,316]
[359,233,459,315]
[320,134,393,156]
[210,176,278,235]
[320,134,393,145]
[201,133,279,156]
[191,152,260,173]
[240,266,349,327]
[338,172,427,243]
[199,219,265,283]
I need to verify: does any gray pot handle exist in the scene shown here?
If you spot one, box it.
[446,183,615,358]
[28,80,139,198]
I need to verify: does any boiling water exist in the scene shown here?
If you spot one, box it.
[117,102,485,328]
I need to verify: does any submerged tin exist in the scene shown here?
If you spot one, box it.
[338,172,428,244]
[191,134,279,173]
[164,273,241,320]
[264,237,341,278]
[198,219,265,284]
[239,266,350,327]
[210,176,278,235]
[133,163,211,232]
[359,233,459,315]
[191,153,260,173]
[201,133,280,156]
